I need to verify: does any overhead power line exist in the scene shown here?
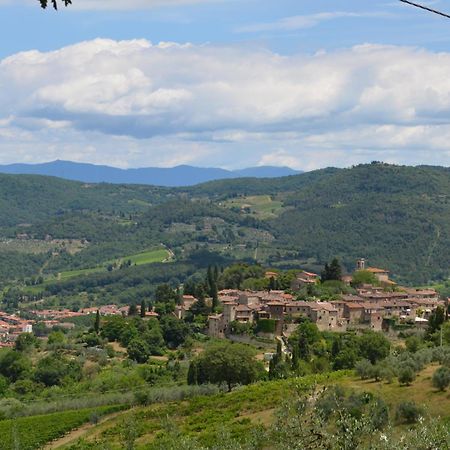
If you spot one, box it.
[399,0,450,19]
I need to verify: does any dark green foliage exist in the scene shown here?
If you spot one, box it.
[188,341,263,391]
[432,366,450,391]
[321,258,342,282]
[94,310,100,334]
[272,164,450,284]
[256,319,277,334]
[34,354,82,387]
[358,332,391,364]
[398,366,416,386]
[140,300,147,318]
[0,351,31,382]
[351,270,378,287]
[14,333,37,352]
[0,164,448,285]
[160,316,190,349]
[289,321,321,362]
[127,339,150,363]
[427,306,446,335]
[395,401,423,424]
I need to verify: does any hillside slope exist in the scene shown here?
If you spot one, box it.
[0,164,448,284]
[270,164,450,283]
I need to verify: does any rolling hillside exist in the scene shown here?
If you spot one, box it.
[0,163,448,284]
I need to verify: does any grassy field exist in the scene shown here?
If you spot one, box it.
[223,195,285,219]
[339,363,450,420]
[54,248,171,282]
[123,248,171,265]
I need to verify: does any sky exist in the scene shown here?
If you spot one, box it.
[1,0,450,170]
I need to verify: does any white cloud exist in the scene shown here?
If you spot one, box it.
[237,11,392,33]
[1,39,450,169]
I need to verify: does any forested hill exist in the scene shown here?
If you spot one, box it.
[0,163,448,284]
[270,164,450,283]
[0,174,170,227]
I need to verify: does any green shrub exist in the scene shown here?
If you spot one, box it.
[398,366,416,386]
[395,401,423,424]
[256,319,276,334]
[432,366,450,391]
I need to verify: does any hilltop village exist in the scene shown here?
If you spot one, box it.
[1,258,445,349]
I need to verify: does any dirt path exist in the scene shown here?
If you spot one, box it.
[44,411,124,449]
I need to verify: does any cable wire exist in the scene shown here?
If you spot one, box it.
[399,0,450,19]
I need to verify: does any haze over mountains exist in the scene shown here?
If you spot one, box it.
[0,160,301,187]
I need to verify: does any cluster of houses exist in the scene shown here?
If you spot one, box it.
[206,260,446,339]
[0,259,446,346]
[0,312,33,348]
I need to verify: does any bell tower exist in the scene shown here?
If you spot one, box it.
[356,258,366,271]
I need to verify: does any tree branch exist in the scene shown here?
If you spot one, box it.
[39,0,72,10]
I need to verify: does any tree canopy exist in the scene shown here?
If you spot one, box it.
[187,341,263,391]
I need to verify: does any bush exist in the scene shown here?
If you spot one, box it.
[355,359,372,380]
[256,319,277,334]
[398,366,416,386]
[396,401,423,424]
[432,366,450,391]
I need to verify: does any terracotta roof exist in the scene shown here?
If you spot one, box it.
[366,267,389,273]
[344,302,365,309]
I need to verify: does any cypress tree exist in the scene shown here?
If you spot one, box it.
[187,361,198,385]
[140,300,146,318]
[128,303,138,316]
[94,310,100,334]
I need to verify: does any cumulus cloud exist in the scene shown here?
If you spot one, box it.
[1,39,450,169]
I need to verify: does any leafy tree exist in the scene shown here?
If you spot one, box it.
[396,401,423,424]
[155,284,178,303]
[0,351,31,382]
[351,270,378,287]
[47,330,66,346]
[432,366,450,391]
[289,321,321,362]
[188,341,263,391]
[144,321,165,355]
[127,338,150,363]
[14,333,37,352]
[355,359,373,380]
[35,354,81,386]
[405,335,422,353]
[160,316,190,348]
[358,332,390,364]
[101,316,127,342]
[321,258,342,282]
[398,366,416,386]
[427,306,445,335]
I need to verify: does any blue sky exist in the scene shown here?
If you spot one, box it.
[1,0,450,169]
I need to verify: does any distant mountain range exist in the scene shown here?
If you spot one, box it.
[0,160,301,187]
